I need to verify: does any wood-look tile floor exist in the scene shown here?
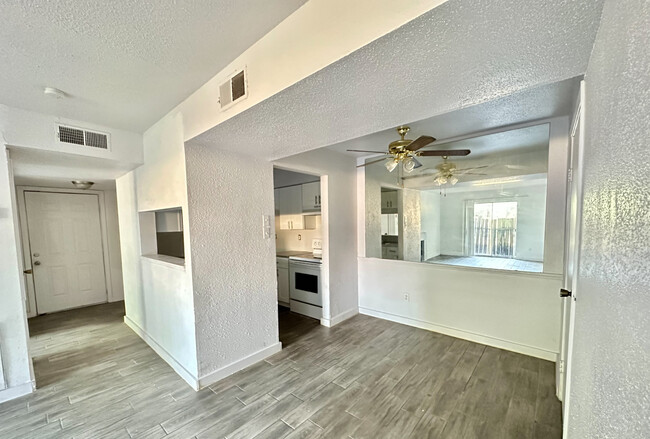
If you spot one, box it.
[0,302,562,438]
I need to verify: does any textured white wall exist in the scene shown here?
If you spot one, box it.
[184,144,280,378]
[116,114,198,385]
[359,257,562,360]
[567,1,650,437]
[420,191,441,259]
[274,149,359,323]
[0,147,33,402]
[191,1,603,161]
[176,0,450,143]
[401,189,421,261]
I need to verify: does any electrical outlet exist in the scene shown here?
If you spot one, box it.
[403,293,409,302]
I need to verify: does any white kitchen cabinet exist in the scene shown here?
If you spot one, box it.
[382,244,399,260]
[381,213,399,235]
[277,257,290,305]
[301,181,321,212]
[277,186,304,230]
[381,190,398,211]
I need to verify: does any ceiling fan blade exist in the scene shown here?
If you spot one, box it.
[401,174,428,180]
[356,157,388,168]
[418,149,471,157]
[462,172,488,176]
[456,165,489,171]
[347,149,390,154]
[406,135,436,151]
[455,167,489,174]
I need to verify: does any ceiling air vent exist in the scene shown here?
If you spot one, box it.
[219,68,247,110]
[56,124,110,150]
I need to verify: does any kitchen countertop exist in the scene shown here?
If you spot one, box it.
[277,251,322,264]
[276,251,307,258]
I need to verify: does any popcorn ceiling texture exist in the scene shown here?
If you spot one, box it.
[0,0,307,131]
[568,0,650,437]
[184,143,279,377]
[192,0,604,160]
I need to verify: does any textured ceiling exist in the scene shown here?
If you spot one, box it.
[190,0,603,160]
[329,79,577,157]
[0,0,307,132]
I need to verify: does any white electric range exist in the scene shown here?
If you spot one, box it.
[288,239,322,319]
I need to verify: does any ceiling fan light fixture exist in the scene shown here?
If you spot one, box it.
[434,175,447,186]
[385,159,399,172]
[403,157,416,173]
[71,180,94,189]
[449,176,459,185]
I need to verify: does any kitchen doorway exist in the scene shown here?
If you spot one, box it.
[273,167,324,324]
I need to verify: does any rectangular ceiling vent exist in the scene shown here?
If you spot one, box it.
[56,124,110,150]
[219,68,247,110]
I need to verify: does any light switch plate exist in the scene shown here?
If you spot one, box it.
[262,215,271,239]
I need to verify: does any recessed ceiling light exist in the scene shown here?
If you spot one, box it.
[44,87,66,99]
[71,180,94,189]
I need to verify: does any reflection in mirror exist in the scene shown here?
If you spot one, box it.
[365,123,549,273]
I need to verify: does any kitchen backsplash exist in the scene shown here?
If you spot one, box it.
[275,215,322,252]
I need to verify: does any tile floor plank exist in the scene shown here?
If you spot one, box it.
[0,302,562,439]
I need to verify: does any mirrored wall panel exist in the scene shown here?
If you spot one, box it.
[364,123,549,273]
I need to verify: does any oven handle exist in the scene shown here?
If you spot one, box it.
[290,260,322,269]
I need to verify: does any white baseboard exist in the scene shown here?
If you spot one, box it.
[198,342,282,389]
[0,381,34,404]
[124,316,200,390]
[321,307,358,328]
[359,307,557,362]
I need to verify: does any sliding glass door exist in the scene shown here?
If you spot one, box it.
[473,201,518,258]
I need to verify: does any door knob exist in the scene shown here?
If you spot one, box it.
[560,288,572,298]
[33,260,41,266]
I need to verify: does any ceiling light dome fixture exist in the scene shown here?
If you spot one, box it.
[44,87,67,99]
[384,158,399,172]
[71,180,94,189]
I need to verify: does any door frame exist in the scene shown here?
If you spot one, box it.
[16,186,114,317]
[557,81,586,427]
[272,165,333,326]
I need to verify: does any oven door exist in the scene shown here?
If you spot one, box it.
[289,261,322,307]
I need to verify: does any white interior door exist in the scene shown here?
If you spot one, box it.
[25,192,107,314]
[557,81,586,415]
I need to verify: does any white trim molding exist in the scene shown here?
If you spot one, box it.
[0,381,34,404]
[359,307,557,362]
[124,316,200,390]
[321,307,358,328]
[198,342,282,389]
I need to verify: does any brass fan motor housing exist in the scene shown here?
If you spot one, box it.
[388,126,416,157]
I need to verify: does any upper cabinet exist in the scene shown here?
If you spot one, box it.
[277,185,304,230]
[381,190,398,213]
[276,181,321,230]
[302,181,321,213]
